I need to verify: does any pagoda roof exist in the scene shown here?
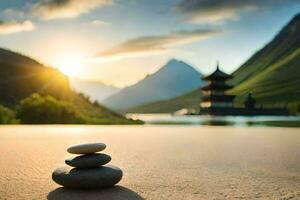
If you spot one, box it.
[202,64,233,81]
[202,94,235,102]
[201,82,233,91]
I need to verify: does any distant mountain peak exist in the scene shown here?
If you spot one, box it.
[70,78,120,102]
[158,59,201,76]
[165,59,190,67]
[167,58,182,64]
[102,59,204,110]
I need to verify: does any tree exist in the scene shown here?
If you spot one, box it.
[0,105,17,124]
[288,102,300,115]
[16,93,84,124]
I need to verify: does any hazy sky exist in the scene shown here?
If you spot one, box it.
[0,0,299,87]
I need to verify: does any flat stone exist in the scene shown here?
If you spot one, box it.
[65,153,111,168]
[52,165,123,189]
[67,143,106,154]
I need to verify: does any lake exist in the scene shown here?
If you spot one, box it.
[0,125,300,199]
[127,113,300,127]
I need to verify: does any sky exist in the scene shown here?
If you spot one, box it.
[0,0,299,87]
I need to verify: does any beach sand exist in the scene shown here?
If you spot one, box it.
[0,125,300,200]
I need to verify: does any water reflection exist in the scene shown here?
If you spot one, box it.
[127,114,300,127]
[201,120,234,126]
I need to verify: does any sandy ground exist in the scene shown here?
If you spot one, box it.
[0,125,300,200]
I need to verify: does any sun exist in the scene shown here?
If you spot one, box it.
[54,52,86,77]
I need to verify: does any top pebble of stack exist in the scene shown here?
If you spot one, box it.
[67,143,106,154]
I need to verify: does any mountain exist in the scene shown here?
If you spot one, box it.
[125,89,202,113]
[0,48,45,69]
[229,13,300,106]
[0,48,71,107]
[70,78,120,102]
[230,14,300,86]
[102,59,203,111]
[0,47,141,124]
[130,13,300,113]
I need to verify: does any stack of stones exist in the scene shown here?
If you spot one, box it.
[52,142,123,189]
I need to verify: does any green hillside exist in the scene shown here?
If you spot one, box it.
[230,14,300,86]
[0,48,141,124]
[229,14,300,106]
[125,89,202,113]
[0,49,72,107]
[230,49,300,106]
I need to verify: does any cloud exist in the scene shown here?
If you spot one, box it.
[31,0,112,20]
[93,29,223,61]
[0,20,35,35]
[90,20,109,26]
[176,0,300,24]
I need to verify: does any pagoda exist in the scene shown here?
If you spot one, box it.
[200,62,236,115]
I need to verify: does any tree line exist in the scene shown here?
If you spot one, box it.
[0,93,143,124]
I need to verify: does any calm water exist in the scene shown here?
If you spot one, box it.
[127,113,300,127]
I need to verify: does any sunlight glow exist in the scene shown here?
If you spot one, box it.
[53,52,86,77]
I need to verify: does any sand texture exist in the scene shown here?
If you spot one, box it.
[0,125,300,200]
